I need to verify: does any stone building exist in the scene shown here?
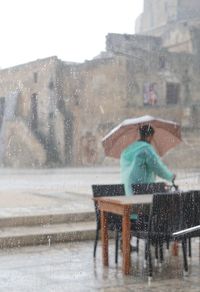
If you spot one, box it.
[0,0,200,168]
[0,57,71,167]
[135,0,200,54]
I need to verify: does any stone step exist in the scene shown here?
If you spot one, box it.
[0,211,96,228]
[0,221,96,248]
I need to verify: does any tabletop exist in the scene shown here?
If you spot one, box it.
[95,194,153,206]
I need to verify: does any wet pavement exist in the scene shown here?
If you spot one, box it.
[0,167,120,217]
[0,167,200,290]
[0,167,199,218]
[0,239,200,291]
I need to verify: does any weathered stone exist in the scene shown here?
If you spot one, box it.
[4,119,46,167]
[0,3,200,168]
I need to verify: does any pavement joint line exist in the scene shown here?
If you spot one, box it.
[0,211,95,226]
[30,191,92,199]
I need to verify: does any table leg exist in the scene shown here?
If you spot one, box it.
[122,208,131,274]
[101,210,109,266]
[172,240,179,256]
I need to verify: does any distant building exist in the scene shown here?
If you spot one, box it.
[0,0,200,168]
[135,0,200,54]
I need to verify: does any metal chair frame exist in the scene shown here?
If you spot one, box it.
[135,192,190,278]
[92,184,125,264]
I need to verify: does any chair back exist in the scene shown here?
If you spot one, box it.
[180,191,195,230]
[193,190,200,226]
[92,184,125,198]
[149,192,181,235]
[132,182,167,195]
[92,184,125,231]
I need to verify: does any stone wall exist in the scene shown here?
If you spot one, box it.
[0,29,200,168]
[59,33,200,168]
[60,50,200,167]
[136,0,200,35]
[4,119,46,168]
[177,0,200,21]
[136,0,178,34]
[0,56,58,133]
[135,0,200,57]
[161,23,193,53]
[0,56,67,167]
[106,33,162,54]
[62,56,128,165]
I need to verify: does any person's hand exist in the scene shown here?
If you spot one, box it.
[172,174,176,184]
[171,174,178,191]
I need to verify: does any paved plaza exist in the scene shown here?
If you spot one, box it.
[0,167,199,217]
[0,167,200,291]
[0,167,119,217]
[0,239,200,292]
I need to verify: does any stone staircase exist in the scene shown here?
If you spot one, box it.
[0,212,96,248]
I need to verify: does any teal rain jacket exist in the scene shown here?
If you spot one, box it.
[120,140,174,196]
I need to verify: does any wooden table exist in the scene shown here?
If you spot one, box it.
[96,195,153,275]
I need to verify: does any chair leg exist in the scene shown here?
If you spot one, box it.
[136,238,139,253]
[188,238,192,258]
[147,239,153,278]
[159,241,164,264]
[155,242,158,266]
[182,238,188,273]
[166,239,170,250]
[145,240,148,261]
[115,230,119,264]
[199,237,200,261]
[93,228,99,258]
[143,240,148,268]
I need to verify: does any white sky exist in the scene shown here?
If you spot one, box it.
[0,0,143,69]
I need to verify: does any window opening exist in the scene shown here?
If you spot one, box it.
[33,72,38,83]
[166,83,180,104]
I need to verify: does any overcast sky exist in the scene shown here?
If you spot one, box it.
[0,0,143,69]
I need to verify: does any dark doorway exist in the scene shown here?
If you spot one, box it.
[0,97,5,129]
[166,83,180,104]
[64,110,74,165]
[30,93,38,131]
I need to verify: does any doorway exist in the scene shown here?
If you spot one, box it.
[30,93,38,131]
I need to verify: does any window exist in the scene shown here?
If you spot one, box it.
[48,81,54,90]
[166,83,180,104]
[33,72,38,83]
[159,56,165,69]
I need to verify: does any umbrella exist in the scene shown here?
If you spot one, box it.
[102,115,182,158]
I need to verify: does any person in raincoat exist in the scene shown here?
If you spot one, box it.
[120,124,176,196]
[120,124,176,250]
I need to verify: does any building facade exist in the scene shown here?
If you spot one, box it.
[0,1,200,168]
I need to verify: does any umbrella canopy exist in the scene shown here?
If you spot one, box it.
[102,115,182,158]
